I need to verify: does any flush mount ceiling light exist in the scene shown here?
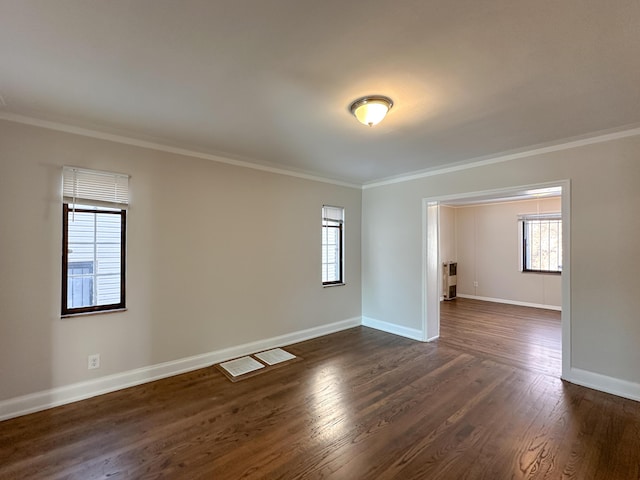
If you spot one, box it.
[349,95,393,127]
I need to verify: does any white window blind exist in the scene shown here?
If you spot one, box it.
[323,206,344,224]
[63,166,130,207]
[517,213,561,222]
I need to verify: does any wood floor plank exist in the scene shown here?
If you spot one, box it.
[1,299,639,479]
[439,297,562,377]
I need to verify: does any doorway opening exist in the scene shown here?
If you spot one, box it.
[421,180,571,379]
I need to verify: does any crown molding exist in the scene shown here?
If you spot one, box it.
[0,112,361,189]
[4,111,640,191]
[363,125,640,189]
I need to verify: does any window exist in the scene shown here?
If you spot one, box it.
[520,213,562,273]
[322,206,344,285]
[67,261,95,308]
[62,167,129,315]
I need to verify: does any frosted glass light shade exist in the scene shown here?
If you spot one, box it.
[350,96,393,127]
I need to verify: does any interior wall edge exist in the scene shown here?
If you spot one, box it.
[361,316,424,341]
[456,294,562,311]
[362,126,640,189]
[0,316,361,422]
[563,367,640,403]
[0,114,361,189]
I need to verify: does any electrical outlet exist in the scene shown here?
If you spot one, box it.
[473,281,479,287]
[88,354,100,370]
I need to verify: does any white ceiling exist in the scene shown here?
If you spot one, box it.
[1,1,639,185]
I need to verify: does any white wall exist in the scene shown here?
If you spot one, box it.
[0,120,361,403]
[362,136,640,387]
[439,205,457,266]
[453,198,561,307]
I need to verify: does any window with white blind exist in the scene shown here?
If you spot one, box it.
[519,213,562,274]
[322,206,344,286]
[61,167,129,315]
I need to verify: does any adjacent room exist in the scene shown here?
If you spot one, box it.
[437,191,563,377]
[1,1,640,478]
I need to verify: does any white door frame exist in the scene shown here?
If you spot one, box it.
[421,179,571,379]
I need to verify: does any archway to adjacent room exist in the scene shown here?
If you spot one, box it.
[421,180,571,379]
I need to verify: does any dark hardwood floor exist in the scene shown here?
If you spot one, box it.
[439,297,562,377]
[1,298,639,479]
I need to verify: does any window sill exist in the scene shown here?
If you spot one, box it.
[521,270,562,275]
[61,308,127,319]
[323,283,346,288]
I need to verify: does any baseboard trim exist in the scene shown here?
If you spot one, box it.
[0,317,361,421]
[456,293,561,311]
[362,316,424,341]
[563,368,640,402]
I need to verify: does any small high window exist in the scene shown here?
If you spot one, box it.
[61,167,129,315]
[519,213,562,274]
[322,206,344,285]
